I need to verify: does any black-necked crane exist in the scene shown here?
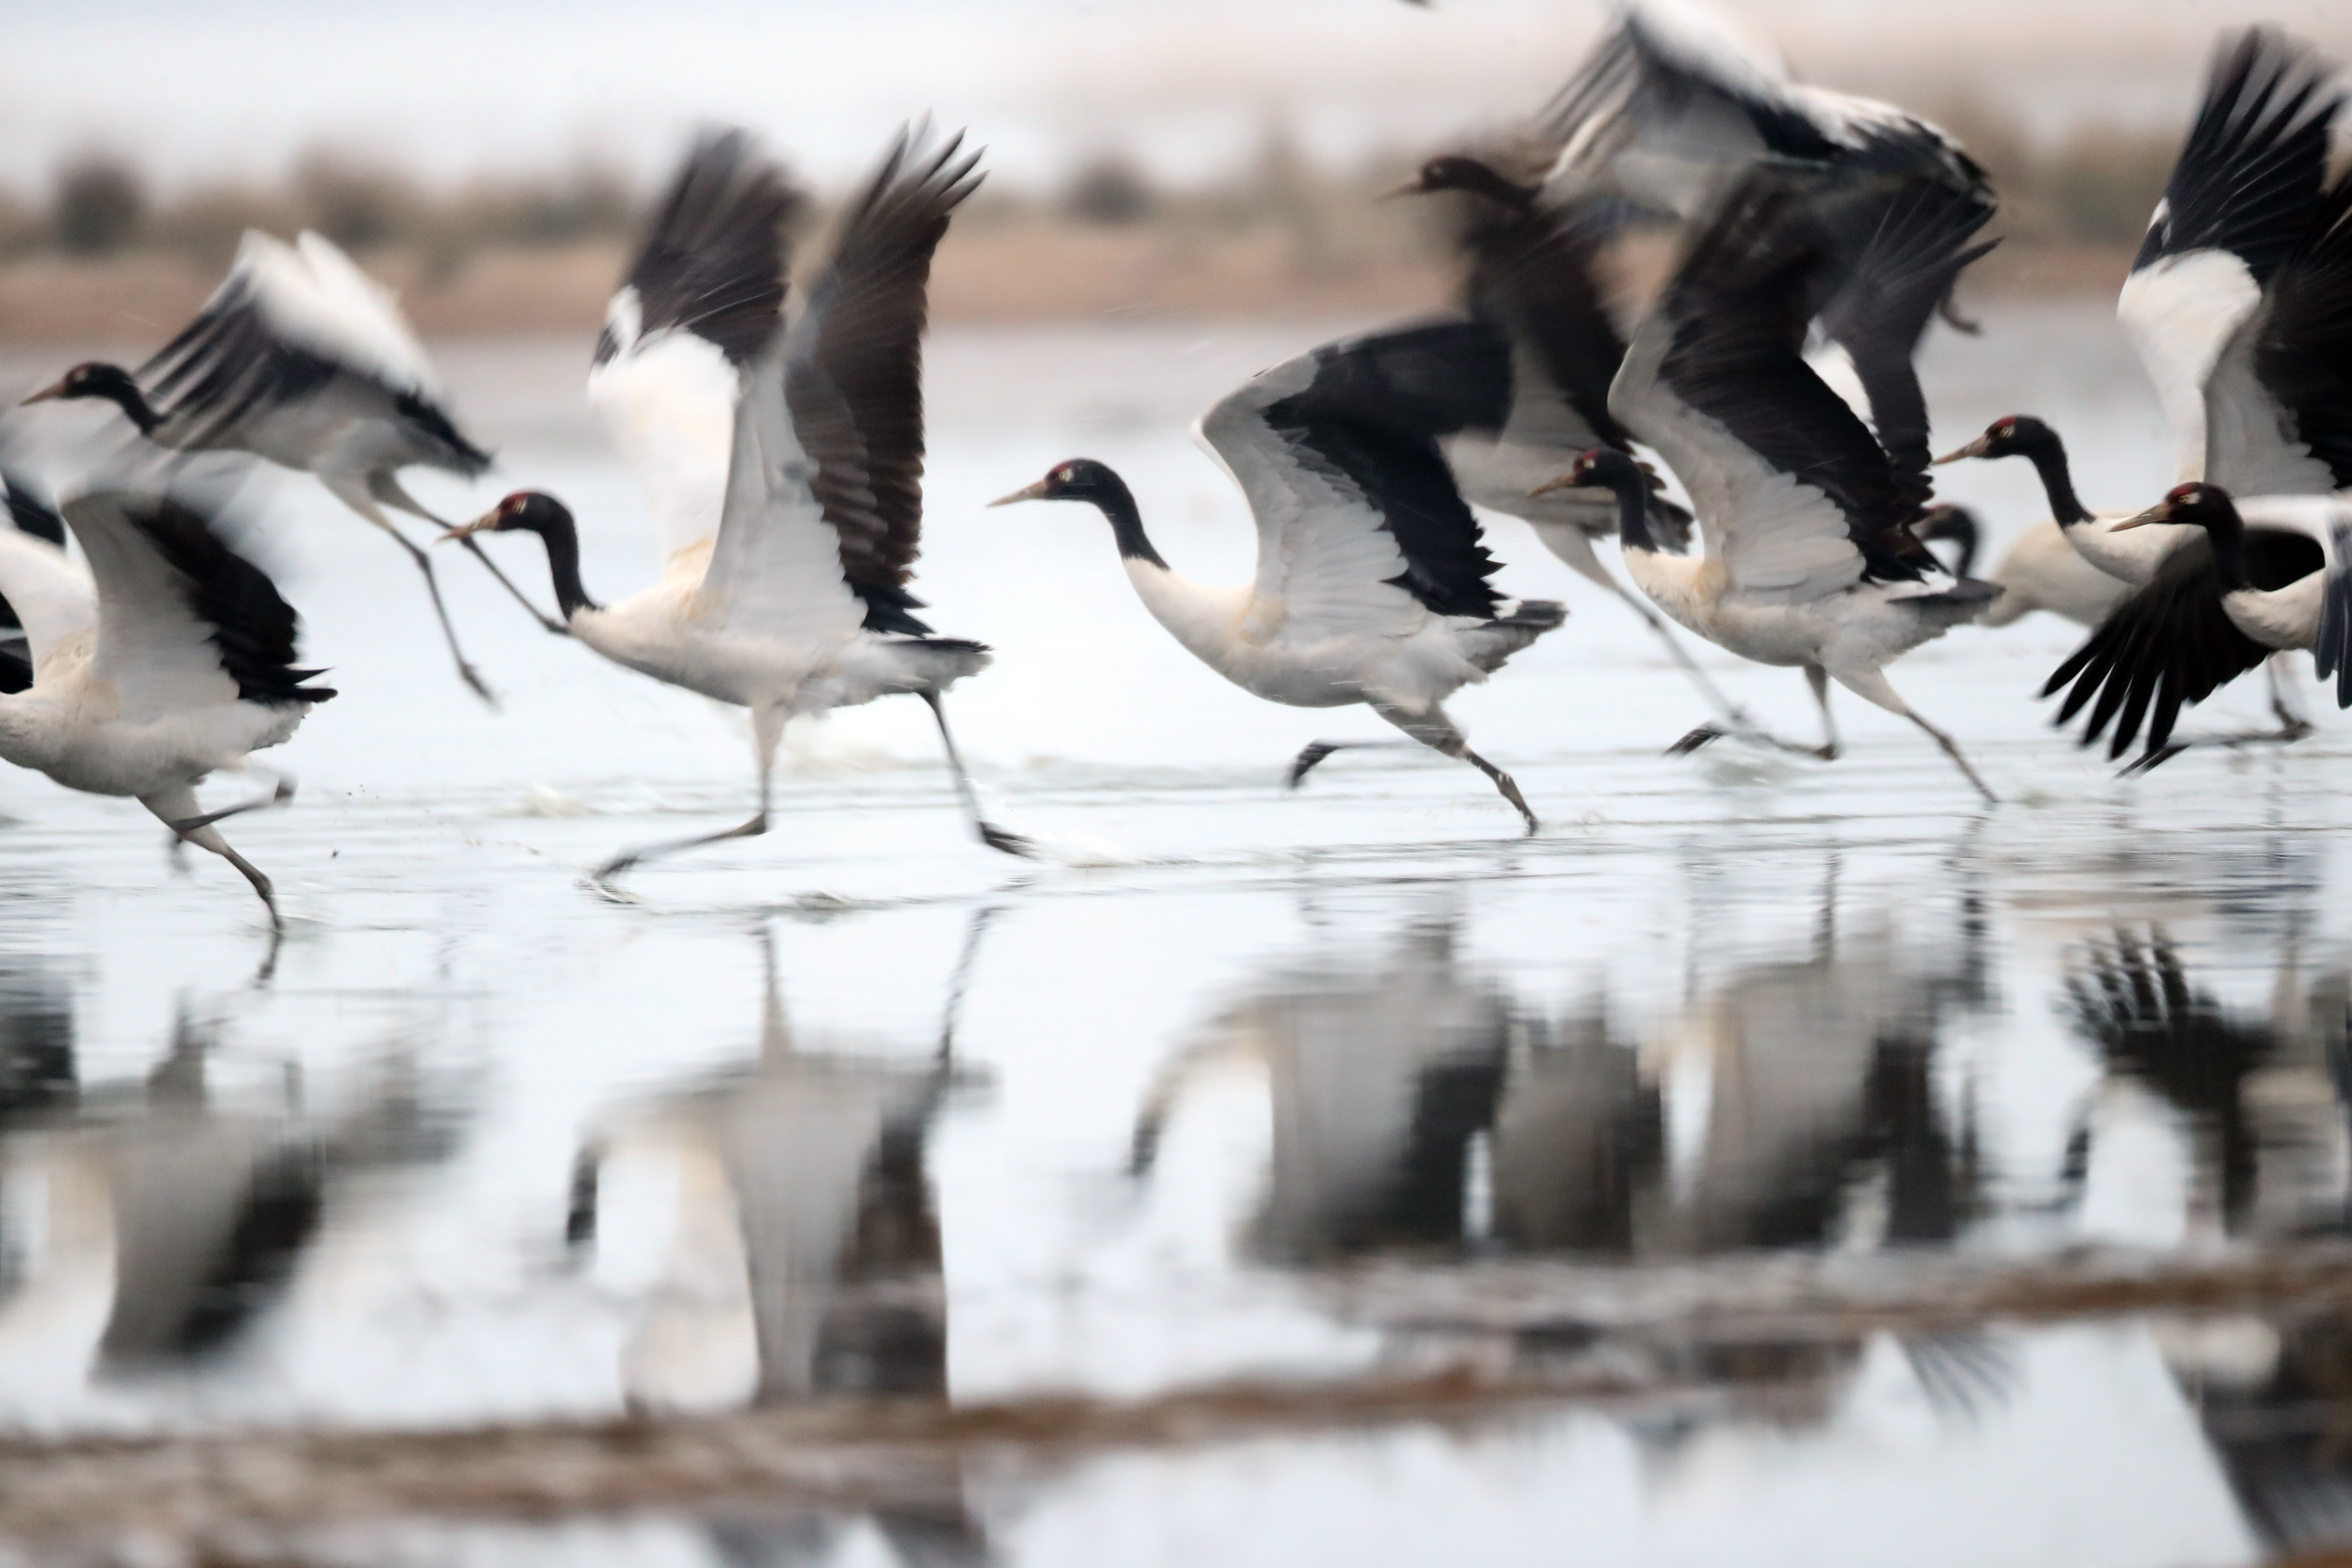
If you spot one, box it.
[0,480,334,932]
[1938,30,2352,759]
[18,230,547,704]
[444,126,1030,882]
[1382,174,1832,755]
[989,321,1565,835]
[1392,1,1990,339]
[2041,484,2345,769]
[1535,173,2003,802]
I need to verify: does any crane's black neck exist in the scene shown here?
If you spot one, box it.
[516,515,599,618]
[2198,504,2249,592]
[1600,469,1660,555]
[87,364,160,436]
[2016,430,2092,526]
[1075,468,1166,570]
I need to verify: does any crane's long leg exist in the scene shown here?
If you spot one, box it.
[1806,665,1841,759]
[2266,654,2315,738]
[1374,702,1539,836]
[1539,524,1814,757]
[330,490,498,706]
[1831,667,1997,806]
[591,706,780,885]
[918,692,1034,858]
[376,479,570,636]
[141,784,284,936]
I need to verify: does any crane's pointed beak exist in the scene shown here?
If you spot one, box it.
[2109,501,2170,532]
[1930,434,1992,466]
[1377,176,1426,201]
[436,510,499,543]
[19,379,68,406]
[988,479,1052,508]
[1528,472,1586,498]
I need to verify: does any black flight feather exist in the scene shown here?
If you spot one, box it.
[1268,320,1515,620]
[784,125,983,636]
[2133,28,2344,285]
[604,129,805,370]
[2255,172,2352,491]
[1657,172,1924,582]
[122,495,337,708]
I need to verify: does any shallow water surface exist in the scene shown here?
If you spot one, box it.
[0,306,2346,1564]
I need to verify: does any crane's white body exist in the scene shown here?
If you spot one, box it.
[2214,495,2349,652]
[0,524,303,804]
[586,287,740,576]
[1978,519,2133,628]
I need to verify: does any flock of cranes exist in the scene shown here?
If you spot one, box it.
[0,7,2349,933]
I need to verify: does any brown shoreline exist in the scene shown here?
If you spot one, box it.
[0,232,2137,349]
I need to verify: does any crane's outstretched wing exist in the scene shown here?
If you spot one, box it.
[1534,5,1979,214]
[0,472,74,693]
[0,473,93,686]
[781,125,981,635]
[589,130,805,572]
[1453,196,1693,548]
[139,230,488,478]
[2044,502,2331,758]
[2118,28,2343,488]
[1200,320,1514,646]
[1816,177,2000,509]
[1612,173,1924,603]
[64,490,334,720]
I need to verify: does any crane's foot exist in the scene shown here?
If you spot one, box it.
[457,659,500,708]
[2119,745,2190,777]
[1667,725,1723,756]
[1286,741,1346,787]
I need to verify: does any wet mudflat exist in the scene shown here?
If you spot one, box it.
[0,305,2347,1565]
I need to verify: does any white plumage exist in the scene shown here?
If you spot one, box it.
[19,228,542,703]
[449,126,1027,881]
[0,481,332,933]
[992,320,1563,833]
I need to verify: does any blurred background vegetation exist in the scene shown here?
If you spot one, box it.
[0,114,2182,338]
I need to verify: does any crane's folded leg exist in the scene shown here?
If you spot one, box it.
[1666,665,1842,760]
[1285,739,1418,787]
[919,692,1033,858]
[591,706,780,885]
[1830,667,1997,806]
[168,766,296,835]
[1374,702,1539,836]
[141,784,282,934]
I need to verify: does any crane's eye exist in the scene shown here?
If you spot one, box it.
[1997,421,2015,438]
[1055,466,1075,484]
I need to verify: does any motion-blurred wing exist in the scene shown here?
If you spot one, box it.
[139,231,488,478]
[0,475,93,685]
[65,490,333,720]
[590,130,804,572]
[2119,28,2343,487]
[698,333,864,648]
[782,125,980,635]
[1614,173,1919,603]
[1815,178,2000,508]
[1201,321,1512,645]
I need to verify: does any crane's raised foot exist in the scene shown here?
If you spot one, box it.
[1668,723,1835,761]
[1667,725,1724,756]
[1286,742,1345,788]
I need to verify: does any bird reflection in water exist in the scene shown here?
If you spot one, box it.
[568,914,996,1565]
[2059,924,2350,1243]
[569,914,992,1410]
[1132,862,1992,1267]
[0,983,467,1390]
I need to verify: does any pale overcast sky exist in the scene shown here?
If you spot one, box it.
[1,0,2347,195]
